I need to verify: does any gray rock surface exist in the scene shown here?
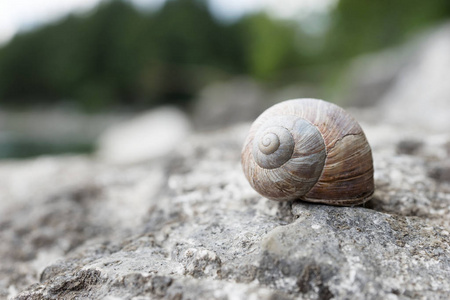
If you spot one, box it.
[2,25,450,300]
[0,108,130,158]
[341,22,450,133]
[192,77,267,130]
[97,107,191,164]
[1,118,449,299]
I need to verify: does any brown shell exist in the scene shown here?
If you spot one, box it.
[241,98,374,206]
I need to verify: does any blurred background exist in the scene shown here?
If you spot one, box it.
[1,0,449,160]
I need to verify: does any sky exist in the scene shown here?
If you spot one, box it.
[0,0,336,45]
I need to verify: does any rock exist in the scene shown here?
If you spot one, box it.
[377,23,450,133]
[192,77,266,130]
[3,24,450,300]
[96,107,191,164]
[341,22,450,134]
[0,108,128,159]
[396,139,424,155]
[2,116,449,299]
[0,155,166,299]
[260,204,449,299]
[428,161,450,184]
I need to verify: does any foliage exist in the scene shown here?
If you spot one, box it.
[0,0,449,110]
[324,0,450,60]
[0,0,300,110]
[238,14,302,80]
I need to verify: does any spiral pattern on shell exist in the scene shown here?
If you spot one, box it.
[241,98,374,206]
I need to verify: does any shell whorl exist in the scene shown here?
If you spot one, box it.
[246,115,327,201]
[254,125,294,168]
[241,98,374,206]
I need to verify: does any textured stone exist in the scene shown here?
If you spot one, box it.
[2,24,450,300]
[341,22,450,134]
[96,107,191,164]
[2,117,449,299]
[192,77,266,130]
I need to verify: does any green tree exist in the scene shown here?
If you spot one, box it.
[324,0,450,60]
[239,14,302,80]
[0,0,317,110]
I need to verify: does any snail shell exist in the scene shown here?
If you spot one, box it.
[241,98,374,206]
